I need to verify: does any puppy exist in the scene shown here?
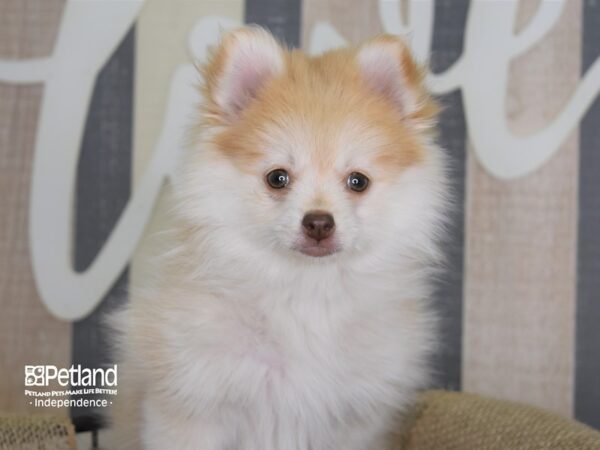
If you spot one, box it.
[110,27,448,450]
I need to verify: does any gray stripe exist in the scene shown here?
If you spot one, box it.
[575,0,600,430]
[245,0,301,47]
[71,27,134,431]
[429,0,469,391]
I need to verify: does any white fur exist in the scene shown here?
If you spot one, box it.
[109,34,449,450]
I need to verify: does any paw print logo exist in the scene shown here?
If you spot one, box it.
[24,366,45,386]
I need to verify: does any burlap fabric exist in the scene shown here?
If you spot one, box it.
[396,390,600,450]
[0,413,76,450]
[1,391,599,449]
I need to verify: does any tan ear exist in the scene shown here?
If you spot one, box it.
[202,27,285,123]
[357,35,437,125]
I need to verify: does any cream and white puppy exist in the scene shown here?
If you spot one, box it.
[110,27,449,450]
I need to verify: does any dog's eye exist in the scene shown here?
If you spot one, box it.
[266,169,290,189]
[347,172,369,192]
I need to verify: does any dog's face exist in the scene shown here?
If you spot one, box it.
[179,29,444,264]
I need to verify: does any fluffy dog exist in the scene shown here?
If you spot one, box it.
[110,27,448,450]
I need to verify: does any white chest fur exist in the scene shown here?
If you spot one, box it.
[136,265,432,450]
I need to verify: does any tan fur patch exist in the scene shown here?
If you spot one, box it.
[201,32,438,176]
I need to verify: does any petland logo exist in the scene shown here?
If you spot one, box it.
[25,365,117,387]
[24,365,118,408]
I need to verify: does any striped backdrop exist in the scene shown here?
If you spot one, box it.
[0,0,599,432]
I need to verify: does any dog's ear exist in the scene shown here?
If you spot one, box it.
[357,35,436,125]
[202,27,285,123]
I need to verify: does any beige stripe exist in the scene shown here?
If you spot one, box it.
[0,0,70,415]
[302,0,382,48]
[463,0,581,417]
[130,1,244,285]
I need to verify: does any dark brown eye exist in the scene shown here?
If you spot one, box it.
[347,172,369,192]
[266,169,290,189]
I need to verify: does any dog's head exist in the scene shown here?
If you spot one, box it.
[178,28,447,266]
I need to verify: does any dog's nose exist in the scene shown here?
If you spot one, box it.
[302,211,335,241]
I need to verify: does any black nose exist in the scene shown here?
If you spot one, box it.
[302,211,335,241]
